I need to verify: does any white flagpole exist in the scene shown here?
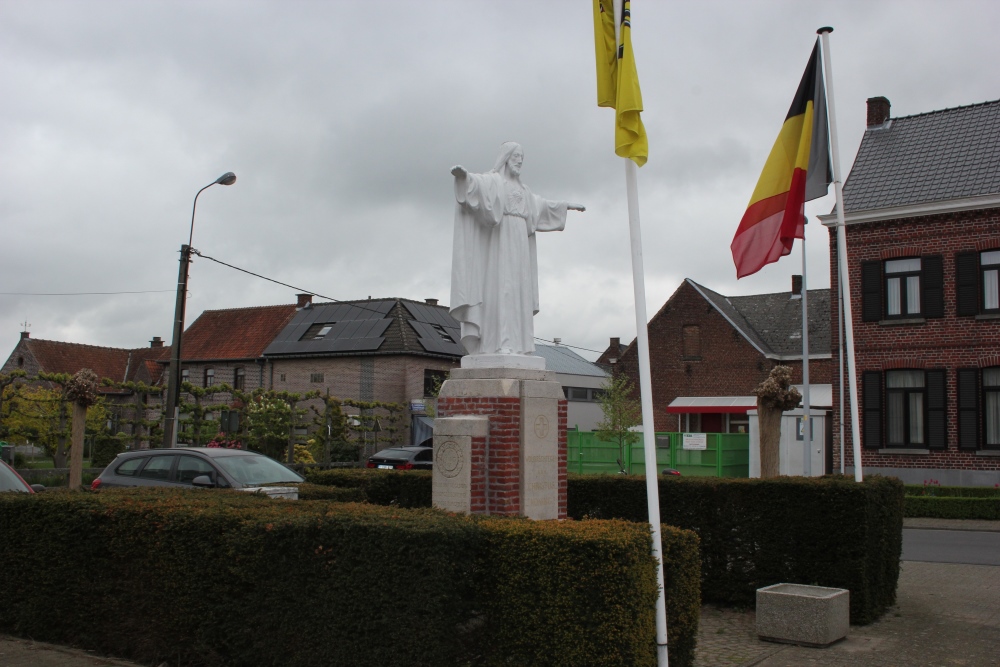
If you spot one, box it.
[819,27,863,482]
[801,223,812,476]
[839,258,846,474]
[615,2,668,663]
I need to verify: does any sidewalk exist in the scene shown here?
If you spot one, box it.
[693,518,1000,667]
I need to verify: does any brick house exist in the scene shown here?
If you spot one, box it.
[1,331,168,441]
[614,277,831,441]
[164,301,299,397]
[262,295,464,454]
[820,96,1000,485]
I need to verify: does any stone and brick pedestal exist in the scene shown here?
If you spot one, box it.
[432,367,567,520]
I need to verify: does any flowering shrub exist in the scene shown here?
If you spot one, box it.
[919,478,941,496]
[206,433,242,449]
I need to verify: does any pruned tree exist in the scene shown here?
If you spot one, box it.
[65,369,99,490]
[754,365,801,478]
[595,374,642,474]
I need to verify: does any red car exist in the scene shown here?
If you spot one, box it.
[0,459,42,493]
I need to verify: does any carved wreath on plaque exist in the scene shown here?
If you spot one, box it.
[436,440,464,478]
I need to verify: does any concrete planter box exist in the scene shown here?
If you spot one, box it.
[756,583,849,647]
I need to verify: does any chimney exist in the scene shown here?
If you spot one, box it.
[20,331,30,340]
[425,298,439,306]
[791,275,803,297]
[867,96,890,127]
[553,337,562,345]
[296,293,313,310]
[150,336,164,348]
[610,336,620,350]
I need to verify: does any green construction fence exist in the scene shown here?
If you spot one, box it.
[566,430,750,478]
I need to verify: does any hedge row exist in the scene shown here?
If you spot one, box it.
[567,474,903,625]
[304,468,431,507]
[304,470,903,625]
[0,488,701,667]
[904,484,1000,498]
[904,495,1000,520]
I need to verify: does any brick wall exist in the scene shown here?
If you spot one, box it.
[618,281,831,431]
[829,206,1000,474]
[438,395,569,519]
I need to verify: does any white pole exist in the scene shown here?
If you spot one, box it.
[625,159,669,665]
[839,258,846,474]
[819,27,863,482]
[801,226,812,476]
[614,2,668,663]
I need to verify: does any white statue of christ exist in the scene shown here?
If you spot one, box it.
[449,142,584,367]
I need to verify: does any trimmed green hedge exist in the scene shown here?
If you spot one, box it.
[904,484,1000,498]
[0,488,701,667]
[905,496,1000,520]
[567,474,904,625]
[304,468,431,507]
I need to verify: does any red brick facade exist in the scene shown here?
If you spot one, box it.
[437,395,568,519]
[829,206,1000,479]
[618,281,832,432]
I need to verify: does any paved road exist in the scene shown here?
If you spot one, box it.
[903,527,1000,565]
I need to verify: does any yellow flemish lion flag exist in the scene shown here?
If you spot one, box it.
[593,0,648,166]
[731,39,832,278]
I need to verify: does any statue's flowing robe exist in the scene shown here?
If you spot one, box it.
[450,170,568,356]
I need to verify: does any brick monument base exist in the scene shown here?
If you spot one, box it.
[432,367,567,520]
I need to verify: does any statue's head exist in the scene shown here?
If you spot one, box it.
[493,141,523,178]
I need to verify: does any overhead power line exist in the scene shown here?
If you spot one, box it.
[194,250,606,357]
[1,290,174,296]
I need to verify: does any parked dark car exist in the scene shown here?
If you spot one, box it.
[366,446,433,471]
[1,459,41,493]
[662,468,682,477]
[91,447,304,493]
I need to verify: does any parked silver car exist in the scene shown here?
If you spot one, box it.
[91,447,304,496]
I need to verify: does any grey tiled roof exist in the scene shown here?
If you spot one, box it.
[534,344,609,377]
[263,298,465,359]
[688,279,830,358]
[842,99,1000,212]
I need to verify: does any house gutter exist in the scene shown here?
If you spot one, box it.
[818,195,1000,227]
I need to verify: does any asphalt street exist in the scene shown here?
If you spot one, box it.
[902,527,1000,565]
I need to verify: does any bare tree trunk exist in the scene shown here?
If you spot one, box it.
[758,399,782,478]
[69,402,87,490]
[55,403,68,468]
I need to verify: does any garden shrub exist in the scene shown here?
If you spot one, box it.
[905,495,1000,520]
[304,468,431,507]
[0,488,700,667]
[904,484,1000,498]
[567,474,904,625]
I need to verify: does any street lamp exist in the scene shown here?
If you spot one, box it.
[162,172,236,448]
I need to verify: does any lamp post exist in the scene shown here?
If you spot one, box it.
[162,172,236,448]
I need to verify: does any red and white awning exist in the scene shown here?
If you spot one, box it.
[665,396,757,414]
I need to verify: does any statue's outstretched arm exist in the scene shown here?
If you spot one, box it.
[567,203,586,212]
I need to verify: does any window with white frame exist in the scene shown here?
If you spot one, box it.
[981,251,1000,313]
[885,258,921,317]
[984,368,1000,448]
[885,370,925,446]
[204,368,215,387]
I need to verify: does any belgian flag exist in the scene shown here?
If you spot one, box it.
[593,0,648,166]
[731,40,831,278]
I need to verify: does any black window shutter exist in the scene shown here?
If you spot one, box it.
[957,368,979,450]
[955,251,980,317]
[862,261,883,322]
[862,371,882,449]
[921,255,944,318]
[925,369,946,449]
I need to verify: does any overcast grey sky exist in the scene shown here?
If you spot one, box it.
[2,0,998,362]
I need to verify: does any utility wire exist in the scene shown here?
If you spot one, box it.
[194,250,607,358]
[1,290,174,296]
